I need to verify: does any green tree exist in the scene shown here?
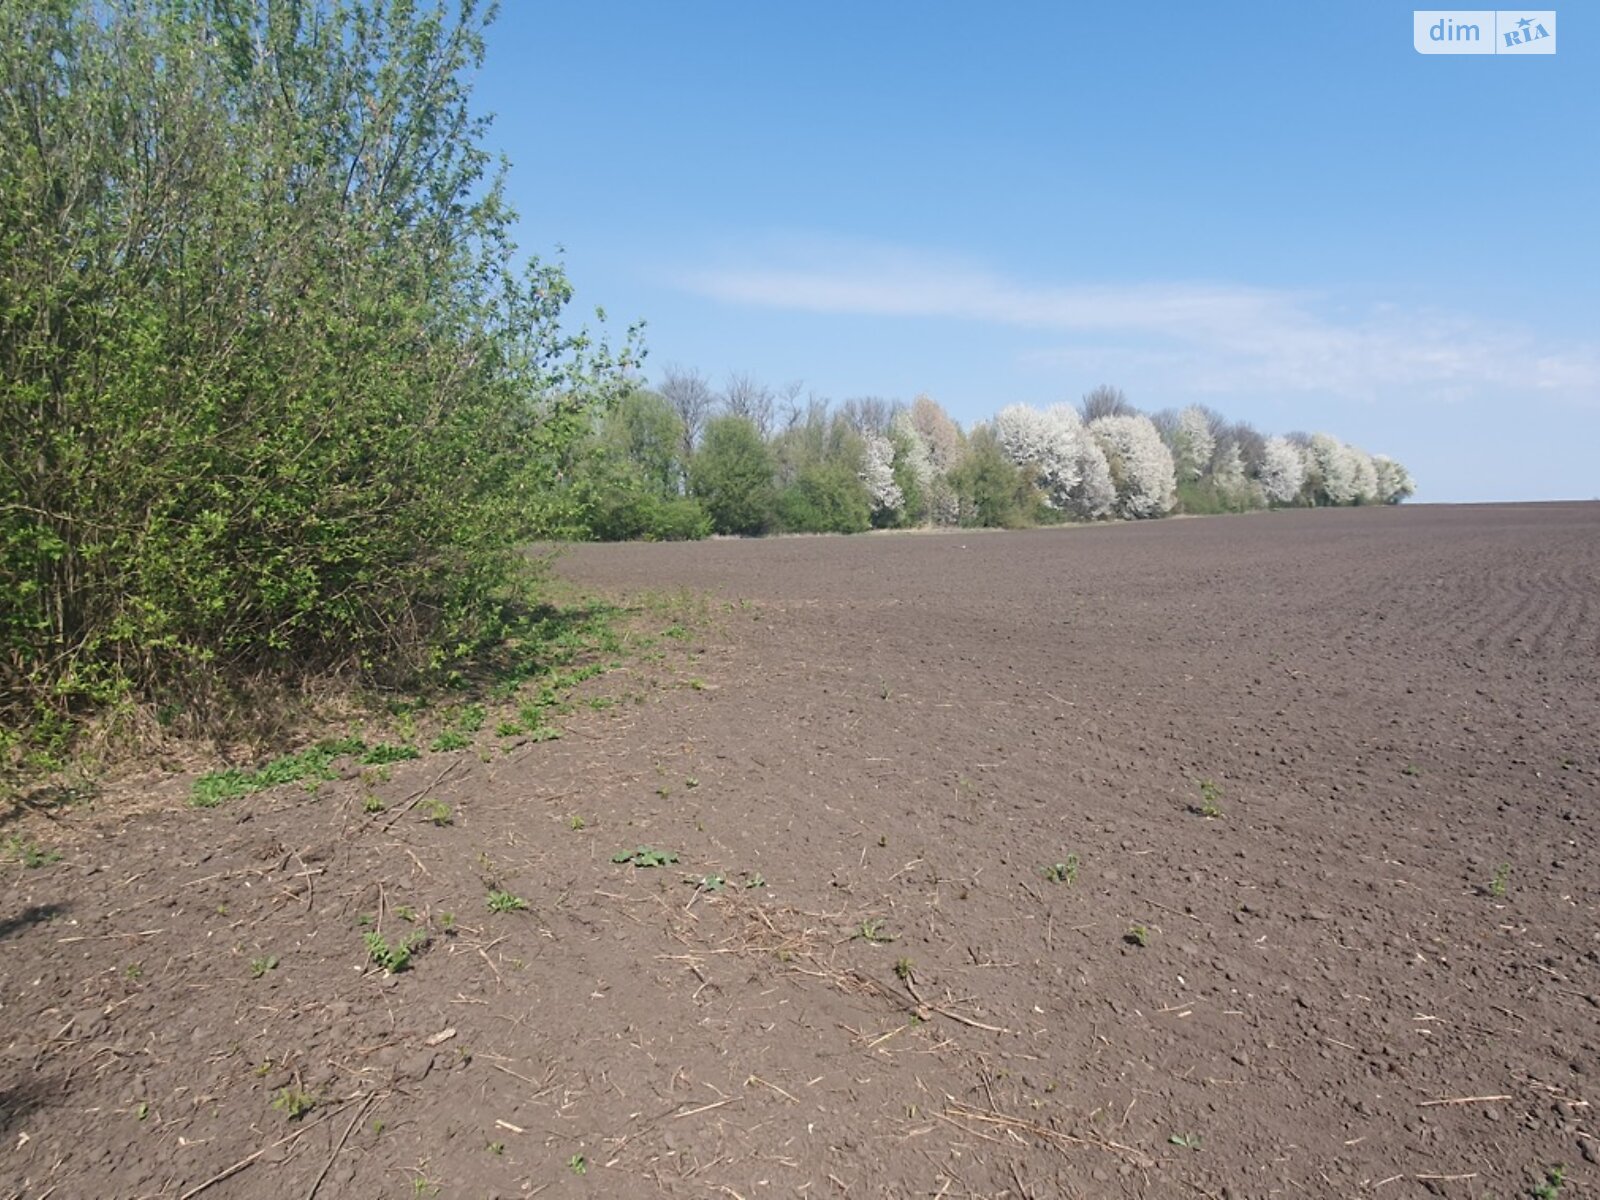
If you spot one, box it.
[951,428,1035,529]
[602,389,688,498]
[775,462,871,534]
[690,416,776,536]
[0,0,634,759]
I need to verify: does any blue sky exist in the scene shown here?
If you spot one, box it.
[473,3,1597,503]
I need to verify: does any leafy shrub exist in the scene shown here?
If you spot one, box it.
[689,417,776,535]
[0,1,633,763]
[775,463,872,534]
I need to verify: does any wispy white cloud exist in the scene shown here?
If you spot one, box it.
[677,240,1600,403]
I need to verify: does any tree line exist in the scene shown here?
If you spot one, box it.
[566,371,1416,541]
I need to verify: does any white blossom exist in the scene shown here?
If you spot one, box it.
[1308,433,1359,505]
[1089,413,1177,518]
[1173,405,1217,481]
[1349,446,1379,504]
[859,433,902,517]
[1072,433,1116,518]
[889,410,932,490]
[1373,455,1415,504]
[1257,436,1306,504]
[992,403,1085,509]
[1212,441,1254,504]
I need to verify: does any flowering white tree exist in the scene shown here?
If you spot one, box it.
[1073,437,1116,518]
[1212,441,1256,506]
[1257,435,1306,504]
[1172,405,1217,481]
[894,398,964,525]
[889,410,931,490]
[1350,446,1379,504]
[1308,433,1360,505]
[1090,414,1177,518]
[859,432,902,520]
[1373,455,1415,504]
[992,403,1084,509]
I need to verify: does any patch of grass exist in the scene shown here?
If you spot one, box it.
[486,889,527,913]
[363,928,429,974]
[853,917,895,944]
[421,799,452,826]
[362,795,385,814]
[494,719,522,737]
[249,955,278,979]
[1,836,61,868]
[568,1154,588,1175]
[611,846,679,868]
[430,729,470,752]
[1168,1132,1202,1150]
[488,1140,505,1156]
[191,736,366,807]
[893,957,914,982]
[1042,855,1079,885]
[360,743,420,765]
[1126,924,1151,948]
[271,1087,316,1120]
[568,814,586,831]
[1488,862,1512,898]
[1533,1164,1566,1199]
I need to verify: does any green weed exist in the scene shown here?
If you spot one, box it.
[1489,862,1512,898]
[486,889,528,913]
[1533,1164,1566,1199]
[272,1087,316,1120]
[421,799,452,826]
[611,847,679,868]
[1195,779,1224,819]
[249,955,278,979]
[853,918,895,944]
[1,836,61,868]
[1126,924,1151,947]
[430,729,470,752]
[191,737,365,807]
[360,743,420,765]
[1042,855,1079,885]
[363,928,429,974]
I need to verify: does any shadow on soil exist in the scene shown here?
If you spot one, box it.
[0,903,67,942]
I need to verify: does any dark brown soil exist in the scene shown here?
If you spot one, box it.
[4,503,1598,1199]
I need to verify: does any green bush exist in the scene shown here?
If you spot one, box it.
[689,417,776,536]
[775,463,872,534]
[951,430,1035,529]
[0,1,633,763]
